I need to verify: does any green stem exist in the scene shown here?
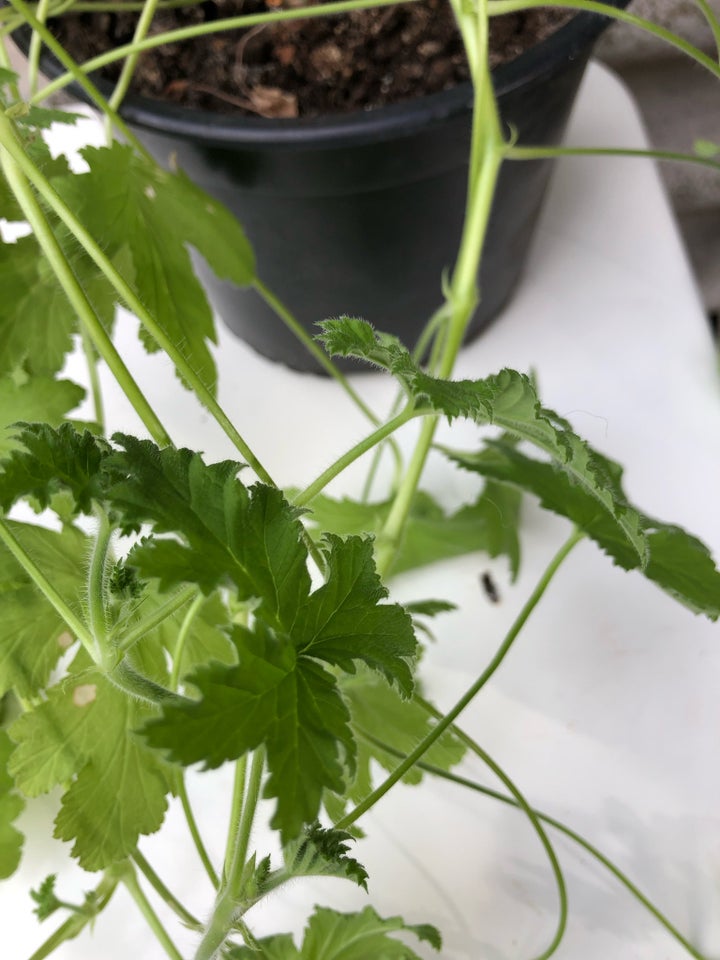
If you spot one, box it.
[6,0,154,161]
[506,144,720,172]
[122,864,184,960]
[114,584,198,654]
[107,0,161,117]
[368,733,708,960]
[254,278,393,435]
[0,35,22,100]
[80,324,106,433]
[695,0,720,59]
[1,113,273,479]
[30,0,423,102]
[0,517,96,658]
[230,747,265,896]
[375,5,503,577]
[109,657,189,707]
[293,406,418,508]
[132,848,202,930]
[0,117,174,447]
[26,0,49,95]
[196,749,265,960]
[178,777,221,889]
[488,0,720,79]
[87,507,113,664]
[24,873,119,960]
[336,528,583,829]
[169,591,205,690]
[358,727,567,960]
[222,756,248,886]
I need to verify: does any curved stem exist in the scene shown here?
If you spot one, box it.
[132,848,202,930]
[31,0,423,102]
[0,117,173,447]
[108,657,189,707]
[178,778,220,889]
[122,864,184,960]
[367,731,708,960]
[169,591,205,690]
[358,727,567,960]
[293,406,418,508]
[336,528,583,830]
[230,747,265,896]
[107,0,160,116]
[488,0,720,80]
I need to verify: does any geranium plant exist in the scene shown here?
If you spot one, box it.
[0,0,719,958]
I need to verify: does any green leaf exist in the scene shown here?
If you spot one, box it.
[153,590,236,686]
[447,439,720,619]
[227,906,440,960]
[402,599,456,617]
[53,143,255,393]
[301,905,440,959]
[145,623,354,842]
[9,654,173,870]
[15,107,83,130]
[0,378,85,459]
[0,729,24,879]
[30,874,62,921]
[283,821,368,890]
[294,535,416,697]
[107,436,310,627]
[0,423,111,515]
[306,483,521,579]
[0,521,87,699]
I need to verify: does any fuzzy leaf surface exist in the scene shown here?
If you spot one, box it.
[144,623,354,842]
[283,822,368,890]
[0,521,87,698]
[306,484,521,579]
[0,378,85,459]
[53,142,255,393]
[228,906,439,959]
[107,436,310,626]
[0,730,24,879]
[0,423,110,515]
[448,440,720,619]
[9,654,173,870]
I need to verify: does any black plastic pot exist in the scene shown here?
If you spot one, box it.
[19,4,627,372]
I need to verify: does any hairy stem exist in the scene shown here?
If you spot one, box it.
[132,848,202,930]
[79,325,106,434]
[26,0,49,95]
[337,528,583,829]
[87,507,113,665]
[114,584,199,655]
[122,864,184,960]
[178,778,220,889]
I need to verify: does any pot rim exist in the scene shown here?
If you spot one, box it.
[22,0,629,146]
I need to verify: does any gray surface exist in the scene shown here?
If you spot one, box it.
[596,0,720,317]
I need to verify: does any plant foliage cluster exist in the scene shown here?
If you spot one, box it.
[0,0,719,958]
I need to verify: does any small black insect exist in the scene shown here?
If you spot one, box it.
[480,571,500,604]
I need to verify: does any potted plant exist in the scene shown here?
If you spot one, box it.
[10,0,629,371]
[0,0,720,957]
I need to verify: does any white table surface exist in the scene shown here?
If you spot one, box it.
[4,61,720,959]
